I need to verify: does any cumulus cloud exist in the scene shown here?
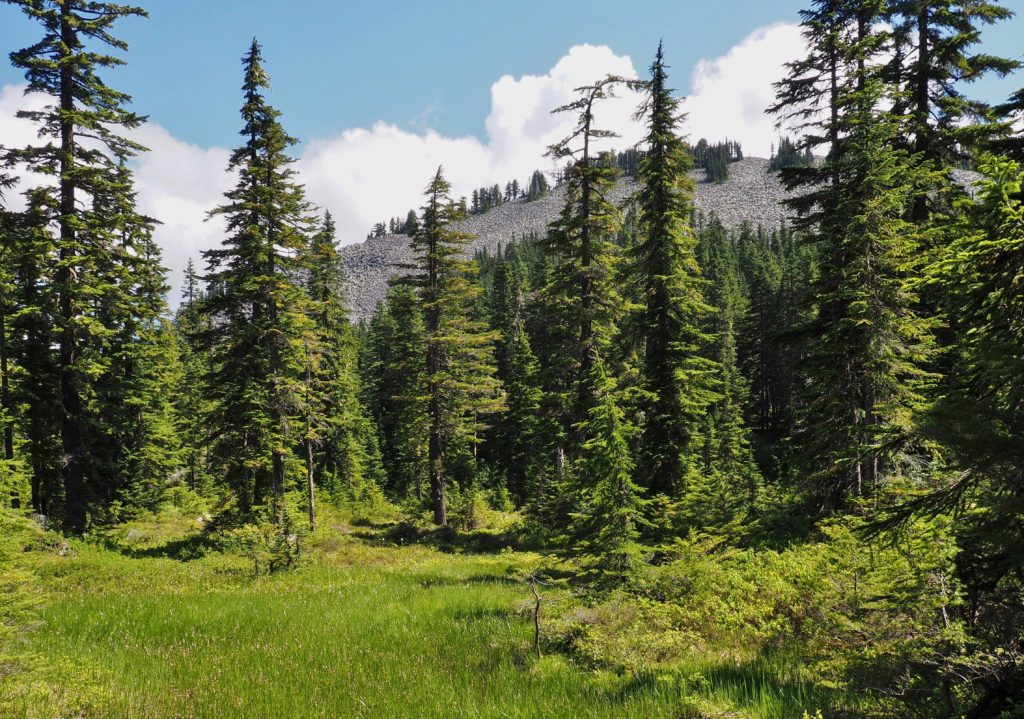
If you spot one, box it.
[685,23,804,158]
[300,44,645,251]
[1,29,804,304]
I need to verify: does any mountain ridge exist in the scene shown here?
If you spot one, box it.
[339,157,800,321]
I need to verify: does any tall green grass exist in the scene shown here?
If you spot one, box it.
[10,516,825,718]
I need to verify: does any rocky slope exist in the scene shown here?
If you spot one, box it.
[339,157,801,321]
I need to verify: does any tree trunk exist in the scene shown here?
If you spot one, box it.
[306,438,315,532]
[59,8,87,534]
[0,278,15,507]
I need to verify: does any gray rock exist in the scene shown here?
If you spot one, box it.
[344,156,959,321]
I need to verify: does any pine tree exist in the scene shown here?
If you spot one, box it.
[6,0,159,531]
[201,39,316,523]
[404,168,502,525]
[629,45,718,497]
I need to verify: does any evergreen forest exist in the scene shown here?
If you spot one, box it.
[1,2,1024,717]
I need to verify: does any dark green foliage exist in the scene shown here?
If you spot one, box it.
[735,222,815,481]
[772,1,935,510]
[886,0,1019,213]
[687,215,761,529]
[173,259,212,495]
[200,39,316,523]
[404,168,503,525]
[5,0,177,531]
[692,138,742,183]
[539,77,627,442]
[769,136,815,170]
[364,284,428,499]
[303,212,383,515]
[525,170,550,201]
[487,245,543,505]
[568,358,646,580]
[902,157,1024,715]
[628,47,718,498]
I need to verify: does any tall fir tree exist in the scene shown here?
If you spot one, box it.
[568,358,646,580]
[772,0,936,510]
[173,259,212,494]
[201,39,315,523]
[687,215,762,529]
[628,44,718,498]
[404,168,502,525]
[488,246,542,505]
[539,77,627,451]
[5,0,170,531]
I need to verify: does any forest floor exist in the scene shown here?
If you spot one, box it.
[2,506,824,719]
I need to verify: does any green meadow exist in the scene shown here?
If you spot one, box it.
[2,510,829,719]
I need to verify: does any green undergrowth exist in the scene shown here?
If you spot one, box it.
[1,503,851,718]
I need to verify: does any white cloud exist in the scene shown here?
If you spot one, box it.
[1,30,804,304]
[299,44,645,252]
[684,23,804,157]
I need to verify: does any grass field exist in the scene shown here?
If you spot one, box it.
[3,510,826,719]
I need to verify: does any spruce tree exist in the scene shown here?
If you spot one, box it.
[489,247,542,504]
[687,215,761,528]
[173,259,212,494]
[405,168,502,525]
[629,45,718,497]
[569,358,646,580]
[6,0,160,531]
[201,39,315,523]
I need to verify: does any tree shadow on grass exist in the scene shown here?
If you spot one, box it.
[353,521,534,555]
[96,530,221,561]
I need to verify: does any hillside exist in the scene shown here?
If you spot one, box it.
[340,157,797,320]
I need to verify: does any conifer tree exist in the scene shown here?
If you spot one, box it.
[303,212,383,527]
[6,0,160,531]
[365,283,428,499]
[629,45,718,497]
[886,0,1019,219]
[173,259,211,494]
[772,1,935,509]
[687,215,761,527]
[5,191,61,515]
[489,247,542,504]
[569,358,646,579]
[539,77,627,445]
[201,39,315,523]
[405,168,502,525]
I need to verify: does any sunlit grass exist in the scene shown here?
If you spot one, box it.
[10,511,828,718]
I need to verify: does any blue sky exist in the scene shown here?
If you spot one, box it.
[1,1,1022,301]
[2,0,1019,150]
